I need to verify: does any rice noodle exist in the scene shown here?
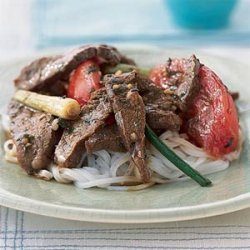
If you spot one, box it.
[45,129,241,190]
[35,170,53,181]
[2,112,242,191]
[110,153,130,177]
[75,176,140,189]
[108,182,155,191]
[50,165,72,184]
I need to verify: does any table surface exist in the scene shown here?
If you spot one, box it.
[1,0,250,249]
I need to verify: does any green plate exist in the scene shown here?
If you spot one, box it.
[0,46,249,223]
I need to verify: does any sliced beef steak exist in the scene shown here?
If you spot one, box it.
[104,72,151,183]
[85,124,125,154]
[155,55,200,111]
[8,100,61,174]
[145,106,182,132]
[137,75,179,110]
[135,72,182,132]
[14,45,135,95]
[54,88,112,168]
[14,56,59,91]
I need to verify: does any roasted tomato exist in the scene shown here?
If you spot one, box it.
[67,59,102,105]
[149,63,167,88]
[149,58,193,90]
[184,65,239,158]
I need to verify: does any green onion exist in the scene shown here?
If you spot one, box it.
[103,63,150,77]
[145,125,212,187]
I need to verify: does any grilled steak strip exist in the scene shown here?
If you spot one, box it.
[132,72,182,133]
[14,45,135,95]
[14,56,59,91]
[145,106,182,132]
[85,124,126,154]
[160,55,201,111]
[104,72,151,183]
[54,88,112,168]
[8,100,61,174]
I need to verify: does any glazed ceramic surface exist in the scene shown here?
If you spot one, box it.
[0,46,249,223]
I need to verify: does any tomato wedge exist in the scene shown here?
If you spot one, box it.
[149,63,167,88]
[184,65,239,158]
[149,58,191,90]
[67,60,102,105]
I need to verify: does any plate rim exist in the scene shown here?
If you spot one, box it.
[1,45,250,223]
[0,187,250,223]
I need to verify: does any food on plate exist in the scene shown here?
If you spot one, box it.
[183,65,239,157]
[2,44,242,191]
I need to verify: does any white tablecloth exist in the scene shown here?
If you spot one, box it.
[1,0,250,249]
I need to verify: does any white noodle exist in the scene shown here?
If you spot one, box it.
[148,155,181,179]
[2,109,243,191]
[108,182,155,191]
[110,153,130,177]
[50,165,72,184]
[87,154,95,168]
[75,176,140,189]
[3,131,242,190]
[159,130,174,140]
[151,176,170,184]
[35,169,53,181]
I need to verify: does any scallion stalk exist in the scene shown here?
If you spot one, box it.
[145,125,212,187]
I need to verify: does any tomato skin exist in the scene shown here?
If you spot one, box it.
[184,65,239,158]
[67,60,101,105]
[149,64,166,88]
[149,59,188,89]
